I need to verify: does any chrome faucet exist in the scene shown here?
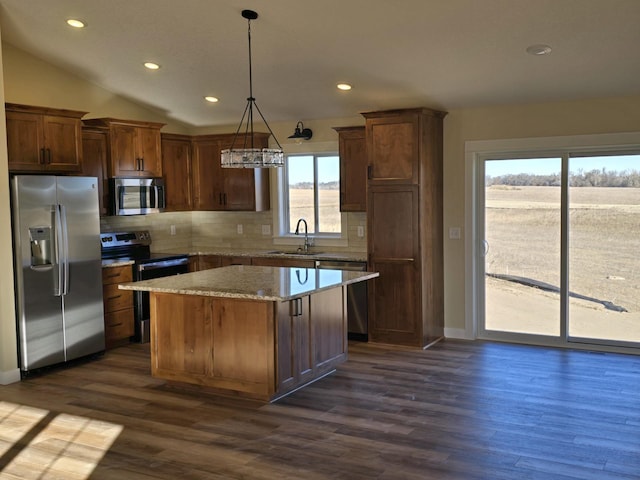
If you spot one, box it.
[294,218,311,253]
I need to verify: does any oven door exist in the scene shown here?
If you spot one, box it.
[134,257,189,343]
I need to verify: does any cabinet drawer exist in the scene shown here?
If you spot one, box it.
[104,309,134,341]
[103,284,133,312]
[102,266,133,284]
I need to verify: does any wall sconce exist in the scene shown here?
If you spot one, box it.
[288,122,313,141]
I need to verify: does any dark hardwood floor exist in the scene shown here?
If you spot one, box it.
[0,340,639,479]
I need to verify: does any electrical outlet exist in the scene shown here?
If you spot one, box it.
[170,225,176,236]
[262,224,271,235]
[357,226,364,238]
[237,224,243,235]
[449,227,461,240]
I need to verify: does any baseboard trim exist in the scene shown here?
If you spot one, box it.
[0,368,21,385]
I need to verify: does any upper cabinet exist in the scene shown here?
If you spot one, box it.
[364,110,422,185]
[191,133,270,211]
[333,126,367,212]
[161,133,193,211]
[6,103,86,173]
[82,118,164,177]
[81,126,109,216]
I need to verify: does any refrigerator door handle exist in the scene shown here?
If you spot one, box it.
[53,204,63,296]
[53,204,70,296]
[59,204,70,296]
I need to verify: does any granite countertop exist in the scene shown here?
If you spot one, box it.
[118,265,378,301]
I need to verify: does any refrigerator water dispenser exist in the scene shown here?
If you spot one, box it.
[29,226,53,267]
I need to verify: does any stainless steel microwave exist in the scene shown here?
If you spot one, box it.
[109,178,165,215]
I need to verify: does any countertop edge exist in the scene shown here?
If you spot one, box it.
[118,268,379,301]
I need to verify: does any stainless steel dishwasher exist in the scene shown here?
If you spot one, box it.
[315,260,368,341]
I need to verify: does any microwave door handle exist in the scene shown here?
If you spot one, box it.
[153,185,161,208]
[118,185,125,214]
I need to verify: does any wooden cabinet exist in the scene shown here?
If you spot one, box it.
[363,107,446,348]
[81,126,109,216]
[82,118,164,177]
[149,285,346,401]
[334,126,367,211]
[188,255,200,272]
[366,111,421,185]
[251,257,315,268]
[161,133,193,211]
[6,103,85,173]
[192,133,270,211]
[102,265,134,348]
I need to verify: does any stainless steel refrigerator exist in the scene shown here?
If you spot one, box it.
[11,175,105,374]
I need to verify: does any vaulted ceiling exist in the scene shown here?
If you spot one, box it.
[1,0,639,127]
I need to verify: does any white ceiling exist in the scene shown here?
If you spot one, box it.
[1,0,639,128]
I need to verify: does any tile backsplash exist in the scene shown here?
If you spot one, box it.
[101,211,367,254]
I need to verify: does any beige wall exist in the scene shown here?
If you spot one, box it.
[3,38,640,357]
[0,31,19,383]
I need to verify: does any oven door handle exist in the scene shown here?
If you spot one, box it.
[137,258,189,272]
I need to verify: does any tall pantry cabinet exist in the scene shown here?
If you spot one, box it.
[363,107,446,348]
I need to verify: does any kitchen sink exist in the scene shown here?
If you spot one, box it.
[266,250,322,256]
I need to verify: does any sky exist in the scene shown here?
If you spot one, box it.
[485,155,640,177]
[287,155,339,185]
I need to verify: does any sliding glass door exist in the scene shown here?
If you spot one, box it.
[481,153,640,348]
[483,157,562,338]
[568,155,640,345]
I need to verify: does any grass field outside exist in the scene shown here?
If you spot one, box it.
[485,185,640,344]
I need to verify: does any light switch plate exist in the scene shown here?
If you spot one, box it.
[449,227,461,239]
[170,225,176,236]
[262,224,271,235]
[357,226,364,238]
[237,224,243,235]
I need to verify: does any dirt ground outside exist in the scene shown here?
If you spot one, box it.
[485,185,640,344]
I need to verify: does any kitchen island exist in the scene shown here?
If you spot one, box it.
[119,265,378,401]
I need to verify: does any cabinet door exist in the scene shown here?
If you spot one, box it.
[6,111,44,171]
[110,125,139,176]
[366,113,420,184]
[223,168,257,210]
[277,296,313,393]
[43,115,82,172]
[311,287,347,369]
[335,126,367,211]
[161,135,192,211]
[192,139,224,210]
[198,255,222,270]
[367,185,421,346]
[137,126,162,176]
[82,128,109,216]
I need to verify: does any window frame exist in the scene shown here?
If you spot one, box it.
[273,150,348,247]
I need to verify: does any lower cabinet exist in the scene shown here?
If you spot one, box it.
[149,286,347,401]
[102,265,134,348]
[250,257,315,268]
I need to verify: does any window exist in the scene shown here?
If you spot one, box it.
[283,153,341,235]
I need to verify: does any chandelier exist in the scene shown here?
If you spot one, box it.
[221,9,284,168]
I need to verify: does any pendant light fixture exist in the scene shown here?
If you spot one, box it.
[221,9,284,168]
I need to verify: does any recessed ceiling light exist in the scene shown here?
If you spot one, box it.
[337,83,352,91]
[526,44,552,56]
[204,96,219,103]
[66,19,85,28]
[144,62,161,70]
